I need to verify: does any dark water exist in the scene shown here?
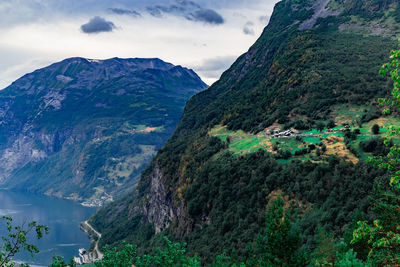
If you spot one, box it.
[0,190,97,266]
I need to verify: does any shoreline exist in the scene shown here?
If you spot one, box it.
[79,221,103,264]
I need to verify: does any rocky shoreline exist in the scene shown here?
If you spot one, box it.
[78,221,103,265]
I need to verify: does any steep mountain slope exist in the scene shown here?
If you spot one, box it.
[90,0,400,262]
[0,57,207,205]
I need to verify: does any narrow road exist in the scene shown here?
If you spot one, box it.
[83,220,104,260]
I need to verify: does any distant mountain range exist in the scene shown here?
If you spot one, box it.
[0,57,207,205]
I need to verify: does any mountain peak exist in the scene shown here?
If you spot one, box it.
[267,0,400,37]
[7,57,205,95]
[59,57,175,71]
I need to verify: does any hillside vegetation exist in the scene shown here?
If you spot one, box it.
[90,0,400,265]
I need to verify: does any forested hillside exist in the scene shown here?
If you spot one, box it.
[90,0,400,265]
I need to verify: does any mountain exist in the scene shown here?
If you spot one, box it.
[0,57,207,205]
[90,0,400,263]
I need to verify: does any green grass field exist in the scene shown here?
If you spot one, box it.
[209,113,400,163]
[209,125,269,155]
[302,136,321,143]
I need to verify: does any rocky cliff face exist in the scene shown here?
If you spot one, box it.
[0,129,64,182]
[0,57,207,205]
[138,165,181,234]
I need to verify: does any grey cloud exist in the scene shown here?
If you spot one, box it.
[243,21,255,35]
[81,16,116,34]
[188,9,224,25]
[149,0,201,15]
[176,0,201,9]
[259,15,270,23]
[146,2,192,18]
[194,56,237,79]
[243,26,254,35]
[108,8,141,17]
[146,6,164,17]
[0,0,277,28]
[146,0,224,25]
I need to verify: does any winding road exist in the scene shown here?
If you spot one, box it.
[83,220,104,260]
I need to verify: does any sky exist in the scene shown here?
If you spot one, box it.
[0,0,279,89]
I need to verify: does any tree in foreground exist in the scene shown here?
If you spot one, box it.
[95,242,136,267]
[138,237,201,267]
[92,237,200,267]
[249,197,307,266]
[213,197,308,266]
[49,255,76,267]
[0,216,49,267]
[351,40,400,266]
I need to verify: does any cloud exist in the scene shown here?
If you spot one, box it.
[243,26,254,35]
[243,21,255,35]
[146,6,163,17]
[192,56,237,82]
[108,8,141,17]
[146,0,224,25]
[196,56,237,72]
[188,9,224,25]
[1,62,39,89]
[176,0,201,9]
[259,15,270,24]
[81,16,116,34]
[0,0,280,89]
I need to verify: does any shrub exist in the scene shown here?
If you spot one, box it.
[327,119,336,129]
[371,124,380,134]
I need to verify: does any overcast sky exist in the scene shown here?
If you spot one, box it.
[0,0,279,89]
